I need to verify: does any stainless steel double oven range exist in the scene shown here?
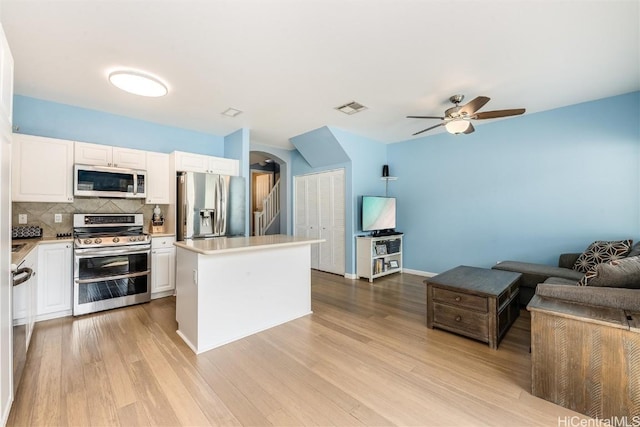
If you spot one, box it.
[73,213,151,316]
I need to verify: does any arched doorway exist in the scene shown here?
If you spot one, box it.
[249,151,286,236]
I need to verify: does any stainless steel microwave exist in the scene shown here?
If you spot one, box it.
[74,164,146,199]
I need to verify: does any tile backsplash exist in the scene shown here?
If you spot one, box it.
[12,199,169,237]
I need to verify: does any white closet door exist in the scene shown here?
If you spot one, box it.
[306,174,320,269]
[294,175,319,269]
[294,169,345,275]
[318,170,345,275]
[330,170,345,275]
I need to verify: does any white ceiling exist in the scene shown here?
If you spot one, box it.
[1,1,638,149]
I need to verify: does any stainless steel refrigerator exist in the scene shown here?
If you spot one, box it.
[176,172,246,240]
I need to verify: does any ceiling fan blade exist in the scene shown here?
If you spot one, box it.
[412,122,444,136]
[459,96,490,116]
[406,115,445,120]
[463,123,475,134]
[473,108,526,120]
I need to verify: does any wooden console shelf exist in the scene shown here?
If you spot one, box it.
[356,234,403,282]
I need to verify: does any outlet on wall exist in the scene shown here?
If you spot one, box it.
[18,214,27,224]
[54,213,62,223]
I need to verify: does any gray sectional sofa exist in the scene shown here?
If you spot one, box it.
[492,241,640,306]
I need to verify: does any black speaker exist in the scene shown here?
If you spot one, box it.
[382,164,389,177]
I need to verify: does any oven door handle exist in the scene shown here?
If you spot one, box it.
[75,269,151,284]
[74,246,151,257]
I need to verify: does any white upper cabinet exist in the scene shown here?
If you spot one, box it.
[0,26,13,125]
[75,141,146,169]
[12,133,74,203]
[146,151,170,204]
[112,147,147,169]
[173,151,238,176]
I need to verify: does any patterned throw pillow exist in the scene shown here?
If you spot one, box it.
[572,240,633,273]
[577,255,640,288]
[577,270,596,286]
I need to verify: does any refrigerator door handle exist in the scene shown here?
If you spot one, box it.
[220,176,228,235]
[212,176,219,235]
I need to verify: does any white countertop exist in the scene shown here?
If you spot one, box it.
[174,234,324,255]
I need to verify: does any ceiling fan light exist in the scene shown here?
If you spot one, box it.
[445,119,471,134]
[109,70,168,97]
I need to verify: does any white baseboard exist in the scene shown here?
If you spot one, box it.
[402,268,437,278]
[344,270,436,280]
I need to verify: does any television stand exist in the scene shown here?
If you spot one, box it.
[356,234,403,282]
[372,229,402,237]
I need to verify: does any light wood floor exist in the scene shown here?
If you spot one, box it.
[8,271,586,426]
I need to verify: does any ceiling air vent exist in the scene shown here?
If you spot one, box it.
[335,101,367,115]
[221,107,242,117]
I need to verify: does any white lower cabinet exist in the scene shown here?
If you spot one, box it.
[36,242,73,321]
[151,236,176,298]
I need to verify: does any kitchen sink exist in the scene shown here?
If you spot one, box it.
[11,243,26,253]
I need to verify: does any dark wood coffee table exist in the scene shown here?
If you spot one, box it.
[426,265,521,349]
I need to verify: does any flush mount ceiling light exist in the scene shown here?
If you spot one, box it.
[108,70,168,97]
[335,101,367,115]
[445,119,471,134]
[221,107,243,117]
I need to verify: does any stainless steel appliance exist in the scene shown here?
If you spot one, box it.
[12,262,35,394]
[73,213,151,316]
[177,172,246,240]
[74,164,146,199]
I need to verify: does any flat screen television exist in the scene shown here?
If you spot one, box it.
[361,196,396,234]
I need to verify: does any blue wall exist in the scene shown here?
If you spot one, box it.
[225,128,251,234]
[14,95,225,155]
[388,91,640,274]
[290,126,350,167]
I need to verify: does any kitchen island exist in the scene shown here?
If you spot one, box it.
[174,234,323,354]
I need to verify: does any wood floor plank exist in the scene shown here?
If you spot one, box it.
[117,401,152,426]
[7,270,592,426]
[128,359,182,426]
[30,331,62,427]
[82,360,120,426]
[214,337,367,426]
[97,314,138,410]
[64,390,91,427]
[135,333,211,426]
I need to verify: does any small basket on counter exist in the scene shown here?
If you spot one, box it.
[150,218,165,234]
[12,225,43,239]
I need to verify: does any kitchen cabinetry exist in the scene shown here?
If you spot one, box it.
[75,141,147,169]
[12,134,74,203]
[146,151,171,204]
[173,151,239,176]
[294,169,345,275]
[12,247,37,349]
[356,235,403,282]
[36,242,72,321]
[151,236,175,298]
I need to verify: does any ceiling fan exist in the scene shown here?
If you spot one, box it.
[407,95,526,136]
